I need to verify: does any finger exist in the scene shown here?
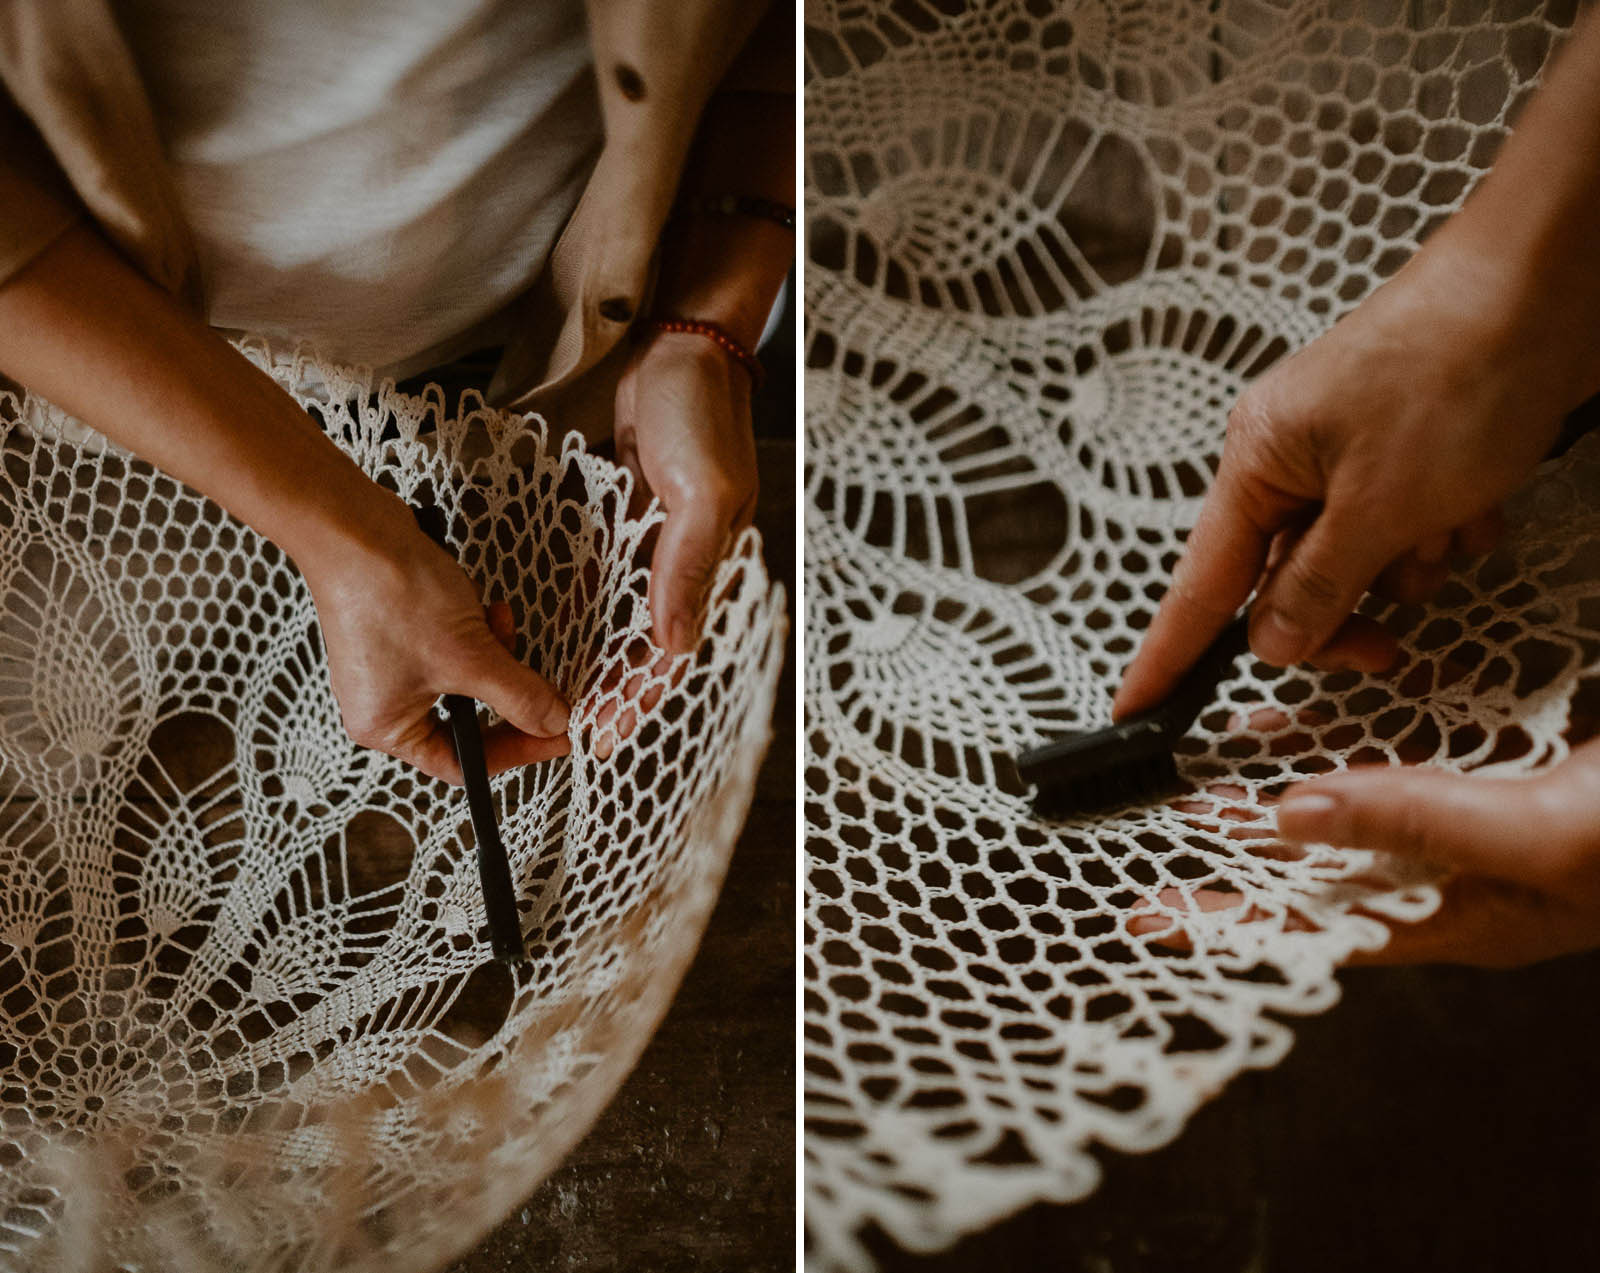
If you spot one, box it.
[1126,890,1197,948]
[395,724,465,786]
[1373,550,1449,606]
[1453,506,1504,559]
[1114,464,1291,719]
[590,643,685,760]
[1248,507,1402,668]
[1127,886,1231,946]
[616,436,652,522]
[652,506,734,654]
[390,714,570,785]
[590,700,639,762]
[1262,514,1311,577]
[1276,752,1600,892]
[589,715,627,762]
[456,638,571,739]
[486,601,516,651]
[1348,874,1595,969]
[733,485,758,535]
[612,371,653,519]
[1127,887,1284,949]
[1228,704,1335,733]
[480,720,571,773]
[1300,613,1401,675]
[588,671,644,761]
[1217,706,1336,778]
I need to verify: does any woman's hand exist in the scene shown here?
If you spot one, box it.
[617,73,791,654]
[1115,4,1600,722]
[1112,5,1600,970]
[300,505,571,784]
[1276,741,1600,967]
[0,226,569,785]
[614,329,758,654]
[1114,241,1575,721]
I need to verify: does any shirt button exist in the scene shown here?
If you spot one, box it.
[614,64,646,102]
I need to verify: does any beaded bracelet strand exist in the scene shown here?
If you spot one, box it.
[642,316,766,391]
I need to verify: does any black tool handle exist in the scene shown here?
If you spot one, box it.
[442,692,525,964]
[1155,614,1253,738]
[412,503,525,965]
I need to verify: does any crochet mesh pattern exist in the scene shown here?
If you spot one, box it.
[0,342,786,1272]
[802,1,1582,1267]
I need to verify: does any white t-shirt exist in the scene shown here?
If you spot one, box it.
[114,0,604,376]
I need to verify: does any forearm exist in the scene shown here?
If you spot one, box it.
[0,225,412,577]
[653,88,795,349]
[1423,2,1600,408]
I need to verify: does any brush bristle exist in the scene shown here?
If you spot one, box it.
[1027,750,1181,819]
[1015,714,1181,818]
[1014,615,1248,819]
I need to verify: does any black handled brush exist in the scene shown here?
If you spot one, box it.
[413,504,527,965]
[1014,616,1252,819]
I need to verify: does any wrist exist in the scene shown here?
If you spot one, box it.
[652,215,790,350]
[0,226,441,591]
[271,452,420,590]
[638,317,764,392]
[1407,228,1600,419]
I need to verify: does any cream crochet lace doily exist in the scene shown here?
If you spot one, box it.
[0,344,785,1272]
[803,1,1584,1267]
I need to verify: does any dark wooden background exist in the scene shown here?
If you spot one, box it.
[862,954,1600,1272]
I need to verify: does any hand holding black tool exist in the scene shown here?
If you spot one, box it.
[412,504,527,965]
[1016,616,1252,820]
[1069,398,1600,824]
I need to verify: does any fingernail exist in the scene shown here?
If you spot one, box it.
[541,700,571,737]
[1277,791,1338,834]
[1254,609,1307,666]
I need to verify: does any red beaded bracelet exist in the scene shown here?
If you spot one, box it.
[642,316,766,391]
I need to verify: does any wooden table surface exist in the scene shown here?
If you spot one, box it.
[859,952,1600,1272]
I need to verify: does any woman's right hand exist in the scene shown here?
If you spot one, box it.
[1116,4,1600,721]
[0,226,570,785]
[299,500,571,784]
[1114,236,1592,721]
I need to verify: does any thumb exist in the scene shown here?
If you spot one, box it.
[1276,748,1600,893]
[454,635,571,739]
[1113,460,1280,720]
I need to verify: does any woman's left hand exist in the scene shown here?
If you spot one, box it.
[1277,741,1600,967]
[614,328,758,654]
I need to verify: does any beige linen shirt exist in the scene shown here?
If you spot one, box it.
[0,0,789,414]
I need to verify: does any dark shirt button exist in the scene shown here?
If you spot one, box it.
[615,64,646,101]
[598,296,634,323]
